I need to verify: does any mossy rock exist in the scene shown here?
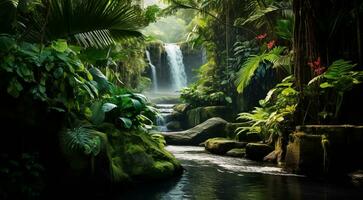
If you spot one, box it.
[162,117,228,145]
[166,121,182,131]
[186,106,235,128]
[62,123,182,184]
[173,103,190,114]
[226,148,246,158]
[205,138,247,155]
[237,131,262,142]
[245,143,274,161]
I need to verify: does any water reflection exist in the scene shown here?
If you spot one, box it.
[115,146,363,200]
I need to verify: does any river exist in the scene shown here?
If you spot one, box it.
[115,146,363,200]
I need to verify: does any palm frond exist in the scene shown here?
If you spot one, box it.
[41,0,144,48]
[323,60,357,79]
[235,55,261,93]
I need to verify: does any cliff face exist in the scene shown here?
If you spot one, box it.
[180,43,205,84]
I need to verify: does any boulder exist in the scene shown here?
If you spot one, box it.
[164,111,183,123]
[245,143,274,161]
[166,121,182,131]
[173,103,190,114]
[161,117,228,145]
[226,148,246,158]
[349,170,363,187]
[205,138,247,155]
[186,106,235,128]
[64,123,184,183]
[236,131,262,142]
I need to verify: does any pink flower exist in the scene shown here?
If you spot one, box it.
[267,40,275,49]
[256,33,267,40]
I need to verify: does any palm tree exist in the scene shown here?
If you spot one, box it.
[0,0,145,47]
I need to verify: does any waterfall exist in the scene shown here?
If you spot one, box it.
[164,43,187,91]
[146,50,158,91]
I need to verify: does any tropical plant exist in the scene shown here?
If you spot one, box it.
[180,84,232,108]
[236,75,298,139]
[89,88,158,130]
[1,0,145,48]
[0,35,97,111]
[308,59,363,118]
[235,46,286,93]
[61,125,102,156]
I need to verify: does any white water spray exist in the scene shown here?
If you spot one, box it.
[164,43,187,91]
[146,50,158,91]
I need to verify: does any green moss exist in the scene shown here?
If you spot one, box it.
[149,161,175,178]
[65,123,182,183]
[111,159,129,182]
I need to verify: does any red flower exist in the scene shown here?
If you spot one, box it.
[314,67,326,75]
[314,57,321,66]
[267,40,275,49]
[308,57,326,75]
[255,33,267,40]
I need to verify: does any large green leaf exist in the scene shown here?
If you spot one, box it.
[102,102,117,112]
[118,117,132,129]
[89,67,111,93]
[90,102,105,125]
[0,35,16,51]
[51,39,68,52]
[62,126,101,156]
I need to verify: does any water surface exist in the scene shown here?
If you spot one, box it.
[116,146,363,200]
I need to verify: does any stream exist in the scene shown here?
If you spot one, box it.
[116,146,363,200]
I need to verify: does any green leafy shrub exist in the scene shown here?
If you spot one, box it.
[308,59,363,119]
[89,88,158,130]
[0,36,96,112]
[236,76,298,139]
[180,84,232,108]
[62,125,102,156]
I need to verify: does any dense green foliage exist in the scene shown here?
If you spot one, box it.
[0,36,95,111]
[180,84,232,107]
[236,76,298,139]
[0,1,179,198]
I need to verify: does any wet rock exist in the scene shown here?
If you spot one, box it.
[161,117,228,145]
[61,123,182,184]
[236,131,262,142]
[166,121,182,131]
[226,148,246,158]
[245,143,274,161]
[186,106,235,128]
[350,170,363,187]
[205,138,247,155]
[164,111,183,122]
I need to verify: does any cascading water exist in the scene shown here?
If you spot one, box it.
[146,50,158,91]
[164,43,187,91]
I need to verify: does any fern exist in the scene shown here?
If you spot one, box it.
[235,46,285,93]
[62,126,101,156]
[323,60,357,80]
